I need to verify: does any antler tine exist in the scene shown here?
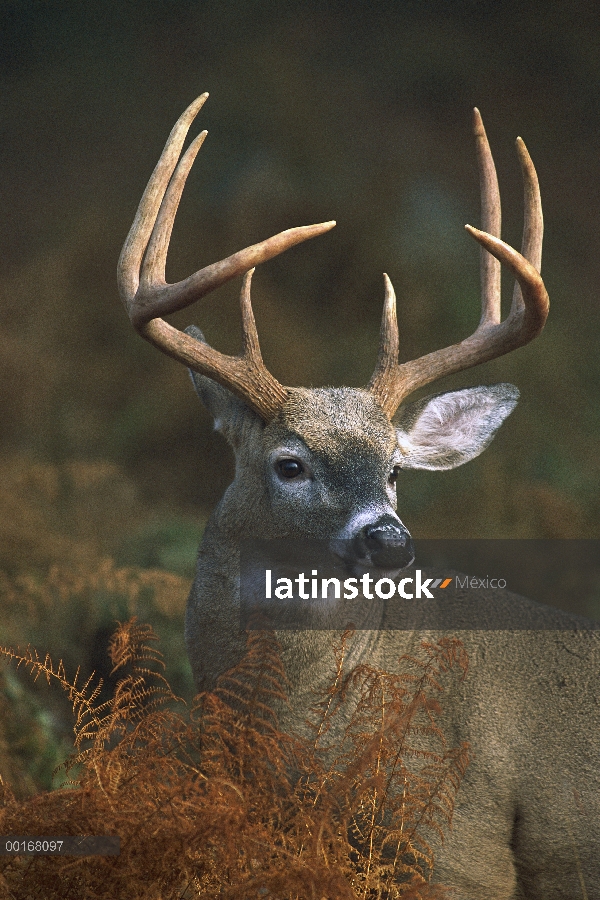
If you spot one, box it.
[367,110,549,420]
[512,136,543,314]
[140,128,208,301]
[474,108,502,327]
[118,93,209,311]
[118,94,336,421]
[364,274,399,414]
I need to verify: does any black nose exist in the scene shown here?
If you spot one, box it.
[358,515,415,569]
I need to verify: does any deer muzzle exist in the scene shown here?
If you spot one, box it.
[333,513,415,572]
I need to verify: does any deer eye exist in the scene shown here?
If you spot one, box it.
[388,466,401,486]
[277,458,304,479]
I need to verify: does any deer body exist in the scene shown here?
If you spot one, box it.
[184,380,600,899]
[119,95,600,898]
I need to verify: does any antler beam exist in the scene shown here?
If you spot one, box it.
[367,108,549,420]
[118,93,336,421]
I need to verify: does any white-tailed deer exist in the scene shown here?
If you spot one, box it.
[118,95,599,899]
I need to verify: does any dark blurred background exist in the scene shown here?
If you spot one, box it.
[1,0,599,793]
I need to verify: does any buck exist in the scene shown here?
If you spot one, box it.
[118,95,599,899]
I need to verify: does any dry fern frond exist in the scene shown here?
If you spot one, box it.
[0,643,108,746]
[300,635,471,896]
[0,622,469,899]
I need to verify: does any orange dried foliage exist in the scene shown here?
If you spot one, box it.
[0,622,469,899]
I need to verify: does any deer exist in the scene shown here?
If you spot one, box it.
[118,94,599,899]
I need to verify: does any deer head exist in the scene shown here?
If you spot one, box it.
[118,94,548,574]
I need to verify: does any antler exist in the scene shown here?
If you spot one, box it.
[367,108,549,420]
[118,93,336,421]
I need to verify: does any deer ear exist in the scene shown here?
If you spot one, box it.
[394,384,519,470]
[185,326,263,448]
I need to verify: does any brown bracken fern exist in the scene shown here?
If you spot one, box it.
[0,621,469,899]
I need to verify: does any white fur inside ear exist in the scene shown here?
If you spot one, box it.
[395,384,519,470]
